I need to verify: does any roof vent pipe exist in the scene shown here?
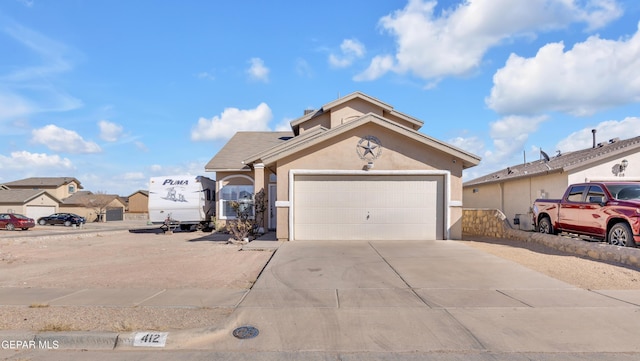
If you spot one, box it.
[592,129,597,148]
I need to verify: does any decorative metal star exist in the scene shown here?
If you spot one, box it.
[359,140,378,157]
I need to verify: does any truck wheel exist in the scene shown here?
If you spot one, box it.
[538,217,553,234]
[608,223,636,247]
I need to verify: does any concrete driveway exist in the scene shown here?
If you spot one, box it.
[189,239,640,355]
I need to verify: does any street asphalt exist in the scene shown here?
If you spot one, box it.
[2,223,640,360]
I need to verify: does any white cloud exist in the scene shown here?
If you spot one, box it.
[191,103,272,141]
[0,21,83,121]
[274,117,293,132]
[31,124,101,153]
[123,172,145,180]
[0,151,73,170]
[488,115,548,163]
[135,141,148,152]
[357,0,621,82]
[555,117,640,152]
[197,71,215,80]
[0,93,34,120]
[329,39,366,68]
[246,58,269,82]
[98,120,123,142]
[295,58,313,77]
[353,55,395,81]
[448,136,485,157]
[487,26,640,116]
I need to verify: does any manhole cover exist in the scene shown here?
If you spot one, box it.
[233,326,259,339]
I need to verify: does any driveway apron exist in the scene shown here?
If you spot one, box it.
[210,240,640,353]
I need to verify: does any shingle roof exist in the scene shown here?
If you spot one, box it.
[464,136,640,186]
[204,131,294,171]
[289,91,423,136]
[2,177,83,189]
[0,189,59,204]
[62,191,123,206]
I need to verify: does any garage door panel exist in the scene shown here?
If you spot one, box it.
[293,174,444,241]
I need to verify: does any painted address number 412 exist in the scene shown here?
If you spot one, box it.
[133,332,168,347]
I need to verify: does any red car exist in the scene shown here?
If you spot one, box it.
[0,213,36,231]
[533,182,640,247]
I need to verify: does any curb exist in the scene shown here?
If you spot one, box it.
[1,331,118,351]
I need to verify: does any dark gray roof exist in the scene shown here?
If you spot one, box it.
[205,131,294,171]
[2,177,83,189]
[0,189,58,204]
[464,136,640,187]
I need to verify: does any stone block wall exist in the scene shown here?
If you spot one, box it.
[462,208,640,270]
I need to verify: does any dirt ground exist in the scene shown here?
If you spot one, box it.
[0,229,272,332]
[1,228,640,332]
[461,238,640,290]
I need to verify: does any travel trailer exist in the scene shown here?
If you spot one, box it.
[148,175,215,230]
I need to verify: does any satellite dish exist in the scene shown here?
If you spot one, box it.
[540,149,550,162]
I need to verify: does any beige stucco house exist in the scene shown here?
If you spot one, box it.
[61,191,127,222]
[0,177,127,223]
[0,189,61,219]
[205,92,481,241]
[2,177,83,200]
[463,135,640,230]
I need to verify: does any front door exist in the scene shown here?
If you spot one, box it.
[268,184,277,230]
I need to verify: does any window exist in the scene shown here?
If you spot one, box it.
[68,184,76,193]
[586,185,605,203]
[566,185,586,202]
[219,185,254,219]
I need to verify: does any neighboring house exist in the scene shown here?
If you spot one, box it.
[126,190,149,214]
[205,91,481,241]
[2,177,83,200]
[0,189,61,220]
[61,191,126,222]
[463,135,640,230]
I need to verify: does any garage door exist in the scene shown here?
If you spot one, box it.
[293,174,444,241]
[106,207,123,221]
[25,206,56,221]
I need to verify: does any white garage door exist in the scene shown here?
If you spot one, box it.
[26,206,56,221]
[293,174,444,241]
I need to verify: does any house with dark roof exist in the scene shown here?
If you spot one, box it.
[463,135,640,230]
[2,177,83,200]
[61,191,126,222]
[205,91,481,241]
[0,189,61,220]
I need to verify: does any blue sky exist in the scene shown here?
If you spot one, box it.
[2,0,640,196]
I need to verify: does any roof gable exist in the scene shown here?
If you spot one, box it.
[2,177,83,189]
[289,91,423,136]
[464,136,640,186]
[0,189,61,204]
[250,112,480,169]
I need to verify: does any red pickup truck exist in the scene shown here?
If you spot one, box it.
[533,182,640,247]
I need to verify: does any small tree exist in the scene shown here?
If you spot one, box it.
[226,200,254,242]
[81,192,114,222]
[253,188,268,234]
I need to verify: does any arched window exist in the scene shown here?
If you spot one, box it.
[218,175,254,219]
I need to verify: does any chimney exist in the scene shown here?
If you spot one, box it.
[592,129,597,148]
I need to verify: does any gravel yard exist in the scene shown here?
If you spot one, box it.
[1,228,639,332]
[0,229,272,332]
